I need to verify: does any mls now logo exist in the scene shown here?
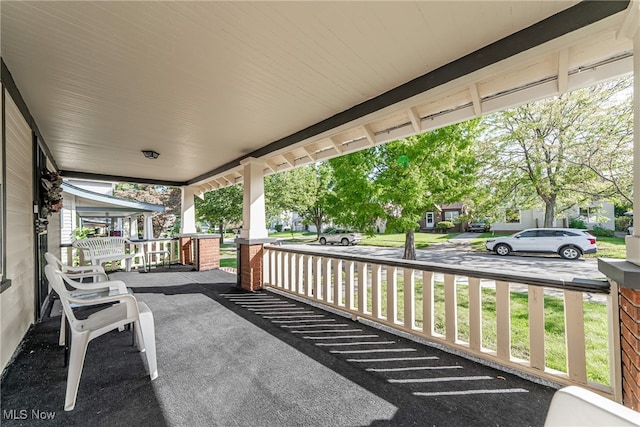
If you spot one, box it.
[3,409,56,420]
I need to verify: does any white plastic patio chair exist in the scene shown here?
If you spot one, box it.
[45,252,130,346]
[45,265,158,411]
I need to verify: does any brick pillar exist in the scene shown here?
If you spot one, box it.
[180,236,192,265]
[196,237,220,271]
[240,243,264,291]
[620,286,640,410]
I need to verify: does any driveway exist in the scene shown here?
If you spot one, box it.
[296,233,604,282]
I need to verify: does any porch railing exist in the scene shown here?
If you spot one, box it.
[62,238,180,270]
[263,245,621,401]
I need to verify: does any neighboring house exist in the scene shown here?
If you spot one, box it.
[490,202,615,233]
[61,180,165,246]
[420,202,466,233]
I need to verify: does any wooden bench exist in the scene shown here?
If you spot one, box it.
[72,237,137,272]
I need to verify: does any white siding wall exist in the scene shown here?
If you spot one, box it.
[1,92,35,371]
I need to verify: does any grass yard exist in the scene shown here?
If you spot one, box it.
[361,232,458,248]
[220,243,238,269]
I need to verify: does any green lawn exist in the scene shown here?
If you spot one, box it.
[360,232,458,249]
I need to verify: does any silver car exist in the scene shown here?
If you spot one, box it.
[486,228,597,260]
[319,228,362,246]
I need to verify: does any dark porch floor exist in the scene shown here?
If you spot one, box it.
[1,267,557,426]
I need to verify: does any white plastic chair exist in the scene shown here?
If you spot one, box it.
[45,265,158,411]
[45,252,130,346]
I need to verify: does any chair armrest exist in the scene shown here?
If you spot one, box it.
[65,291,137,307]
[62,264,106,275]
[66,292,141,319]
[64,271,109,283]
[61,273,128,294]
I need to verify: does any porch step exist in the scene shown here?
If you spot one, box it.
[221,291,535,399]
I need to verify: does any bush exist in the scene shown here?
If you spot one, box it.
[274,224,283,232]
[615,216,632,232]
[569,217,587,229]
[436,221,455,232]
[590,225,615,237]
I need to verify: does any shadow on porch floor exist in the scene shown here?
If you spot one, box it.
[1,268,557,426]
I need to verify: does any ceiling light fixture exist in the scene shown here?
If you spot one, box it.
[141,150,160,159]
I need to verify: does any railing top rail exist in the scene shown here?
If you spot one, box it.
[264,244,610,295]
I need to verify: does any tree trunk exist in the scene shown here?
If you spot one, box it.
[219,221,225,246]
[543,196,556,227]
[403,229,416,260]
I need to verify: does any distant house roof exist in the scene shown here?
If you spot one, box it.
[62,182,165,218]
[441,202,464,210]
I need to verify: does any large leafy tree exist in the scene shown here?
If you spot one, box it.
[114,184,181,238]
[327,121,480,259]
[265,164,332,237]
[478,77,633,225]
[195,184,243,244]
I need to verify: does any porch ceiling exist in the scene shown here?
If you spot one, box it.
[1,1,634,190]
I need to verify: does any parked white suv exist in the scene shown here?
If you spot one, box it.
[486,228,597,260]
[319,228,362,246]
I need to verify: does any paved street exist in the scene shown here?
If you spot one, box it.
[287,233,605,282]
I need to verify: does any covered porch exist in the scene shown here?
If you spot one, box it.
[1,267,556,425]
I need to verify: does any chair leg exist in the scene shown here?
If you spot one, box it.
[59,311,66,346]
[65,332,90,411]
[137,306,158,380]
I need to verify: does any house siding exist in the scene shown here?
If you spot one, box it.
[1,91,35,371]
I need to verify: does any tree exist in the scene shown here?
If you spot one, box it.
[265,165,332,237]
[327,121,481,259]
[114,184,181,238]
[478,77,633,226]
[195,184,243,245]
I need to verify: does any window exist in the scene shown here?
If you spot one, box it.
[444,211,459,221]
[579,206,598,224]
[505,208,520,223]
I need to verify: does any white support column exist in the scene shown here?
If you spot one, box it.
[143,213,154,240]
[626,5,640,265]
[181,186,197,234]
[116,218,123,236]
[130,216,139,239]
[240,157,268,239]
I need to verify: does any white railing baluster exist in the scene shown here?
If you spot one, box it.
[345,260,355,310]
[358,262,367,315]
[313,256,322,301]
[304,255,313,297]
[323,258,332,303]
[268,249,276,286]
[496,280,511,361]
[564,289,587,384]
[529,285,545,370]
[444,274,457,343]
[468,277,482,351]
[371,264,382,320]
[333,259,342,306]
[276,250,283,290]
[296,253,303,294]
[387,266,397,325]
[403,268,415,330]
[288,253,295,292]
